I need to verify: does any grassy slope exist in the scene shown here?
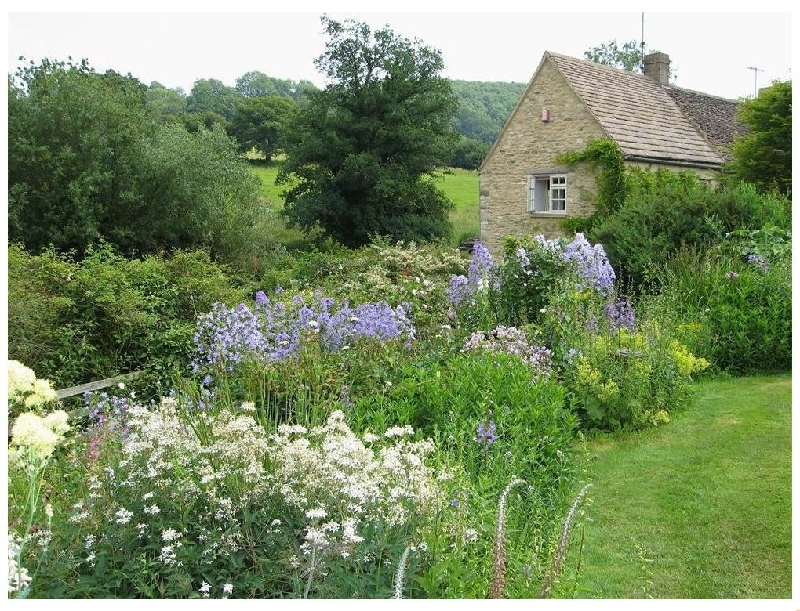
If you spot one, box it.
[571,374,792,598]
[249,164,479,247]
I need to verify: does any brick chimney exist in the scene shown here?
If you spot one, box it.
[643,51,670,85]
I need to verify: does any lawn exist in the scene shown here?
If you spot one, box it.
[570,374,792,598]
[248,163,479,247]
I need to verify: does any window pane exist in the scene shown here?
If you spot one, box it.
[534,178,548,211]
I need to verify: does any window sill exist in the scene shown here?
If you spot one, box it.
[529,211,567,217]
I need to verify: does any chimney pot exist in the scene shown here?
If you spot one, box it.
[643,51,670,86]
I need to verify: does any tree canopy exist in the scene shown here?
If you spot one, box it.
[8,58,271,265]
[584,40,643,72]
[727,80,792,196]
[229,95,298,159]
[277,16,459,248]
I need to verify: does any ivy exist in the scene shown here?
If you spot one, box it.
[556,139,628,220]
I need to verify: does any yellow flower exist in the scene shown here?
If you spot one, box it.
[10,410,70,465]
[670,341,710,377]
[7,360,37,398]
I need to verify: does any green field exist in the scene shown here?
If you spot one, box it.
[570,374,792,598]
[249,164,479,247]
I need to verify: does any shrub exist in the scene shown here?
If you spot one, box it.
[559,324,708,430]
[452,233,711,431]
[7,243,246,394]
[650,243,791,375]
[349,349,581,598]
[589,171,791,291]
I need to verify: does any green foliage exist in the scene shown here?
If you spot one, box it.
[144,82,188,121]
[186,77,242,121]
[588,170,791,291]
[229,95,298,159]
[559,324,707,431]
[7,243,247,393]
[584,39,643,72]
[235,70,318,104]
[450,136,489,170]
[353,351,581,598]
[278,16,459,247]
[649,243,791,375]
[726,80,792,195]
[449,80,526,145]
[8,58,153,255]
[180,109,228,133]
[556,139,627,219]
[496,236,572,327]
[123,122,279,266]
[8,58,278,267]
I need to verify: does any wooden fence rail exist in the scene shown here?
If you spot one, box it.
[55,371,142,400]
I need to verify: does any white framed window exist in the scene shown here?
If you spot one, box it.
[527,173,567,213]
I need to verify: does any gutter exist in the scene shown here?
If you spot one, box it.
[623,154,723,171]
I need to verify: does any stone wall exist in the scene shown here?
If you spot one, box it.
[479,57,606,255]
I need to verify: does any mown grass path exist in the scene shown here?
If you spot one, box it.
[572,374,791,598]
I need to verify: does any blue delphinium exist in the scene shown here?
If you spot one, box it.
[563,233,616,296]
[604,297,636,332]
[448,242,499,306]
[193,292,416,372]
[476,419,497,447]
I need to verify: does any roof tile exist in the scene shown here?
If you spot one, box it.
[546,52,742,166]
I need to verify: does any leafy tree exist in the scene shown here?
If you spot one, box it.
[727,80,792,196]
[9,58,154,254]
[584,39,644,72]
[145,81,188,121]
[8,58,272,265]
[449,80,526,144]
[229,95,298,160]
[277,16,459,248]
[235,70,318,103]
[186,77,242,121]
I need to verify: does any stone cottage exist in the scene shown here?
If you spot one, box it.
[478,50,745,254]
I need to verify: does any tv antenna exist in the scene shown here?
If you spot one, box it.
[640,12,646,72]
[746,66,764,97]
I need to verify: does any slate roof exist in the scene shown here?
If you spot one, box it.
[546,52,743,167]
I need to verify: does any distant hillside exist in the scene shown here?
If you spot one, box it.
[450,80,527,144]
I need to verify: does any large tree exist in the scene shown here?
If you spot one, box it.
[277,16,459,248]
[229,95,298,160]
[8,58,269,264]
[8,58,154,254]
[186,78,242,121]
[727,80,791,195]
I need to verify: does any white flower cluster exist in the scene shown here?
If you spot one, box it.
[7,531,32,594]
[267,410,442,559]
[71,397,446,591]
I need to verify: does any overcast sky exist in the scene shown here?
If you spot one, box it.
[6,3,795,100]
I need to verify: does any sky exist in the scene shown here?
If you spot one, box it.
[5,3,795,101]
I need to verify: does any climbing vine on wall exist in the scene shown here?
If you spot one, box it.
[556,139,628,222]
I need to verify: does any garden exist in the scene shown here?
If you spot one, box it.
[6,41,792,598]
[7,208,792,597]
